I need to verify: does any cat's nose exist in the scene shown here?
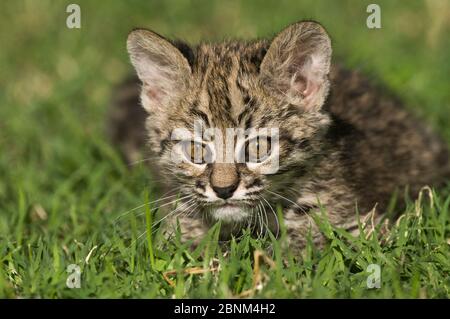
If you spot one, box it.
[210,163,239,200]
[212,183,238,200]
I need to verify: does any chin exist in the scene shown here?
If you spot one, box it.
[210,203,250,223]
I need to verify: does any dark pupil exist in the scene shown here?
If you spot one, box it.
[191,142,206,164]
[246,137,271,163]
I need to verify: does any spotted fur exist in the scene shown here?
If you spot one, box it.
[108,21,450,250]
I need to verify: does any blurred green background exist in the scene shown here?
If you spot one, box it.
[0,0,449,298]
[1,1,449,180]
[1,0,449,222]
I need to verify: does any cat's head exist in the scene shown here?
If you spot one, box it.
[127,21,332,223]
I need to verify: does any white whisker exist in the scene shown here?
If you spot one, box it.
[261,196,280,238]
[266,189,315,223]
[121,194,194,221]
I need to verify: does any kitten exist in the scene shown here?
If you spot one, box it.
[109,21,450,249]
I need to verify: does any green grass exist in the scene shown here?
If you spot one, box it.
[0,0,449,298]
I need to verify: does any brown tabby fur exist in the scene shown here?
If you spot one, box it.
[108,21,450,250]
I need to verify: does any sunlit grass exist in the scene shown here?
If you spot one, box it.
[0,0,449,298]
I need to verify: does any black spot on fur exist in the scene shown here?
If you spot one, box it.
[250,47,267,72]
[195,180,206,191]
[159,138,170,155]
[190,102,210,126]
[247,178,262,189]
[325,115,359,141]
[172,40,195,68]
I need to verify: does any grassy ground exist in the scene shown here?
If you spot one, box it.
[0,0,449,298]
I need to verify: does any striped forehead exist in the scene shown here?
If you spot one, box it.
[188,42,265,130]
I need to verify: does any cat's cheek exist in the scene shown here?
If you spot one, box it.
[177,163,207,177]
[167,146,206,176]
[230,184,252,200]
[246,155,280,175]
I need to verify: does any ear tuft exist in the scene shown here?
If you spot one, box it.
[127,29,192,112]
[260,21,332,111]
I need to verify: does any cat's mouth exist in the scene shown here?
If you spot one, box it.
[207,202,251,223]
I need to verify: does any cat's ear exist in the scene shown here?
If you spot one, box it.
[127,29,192,112]
[260,21,332,111]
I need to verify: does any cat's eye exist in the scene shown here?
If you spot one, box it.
[182,140,212,164]
[244,136,272,163]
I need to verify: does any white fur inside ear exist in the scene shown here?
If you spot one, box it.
[133,55,182,108]
[288,53,330,110]
[260,22,332,111]
[127,30,191,111]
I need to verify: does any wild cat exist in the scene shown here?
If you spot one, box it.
[109,21,450,249]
